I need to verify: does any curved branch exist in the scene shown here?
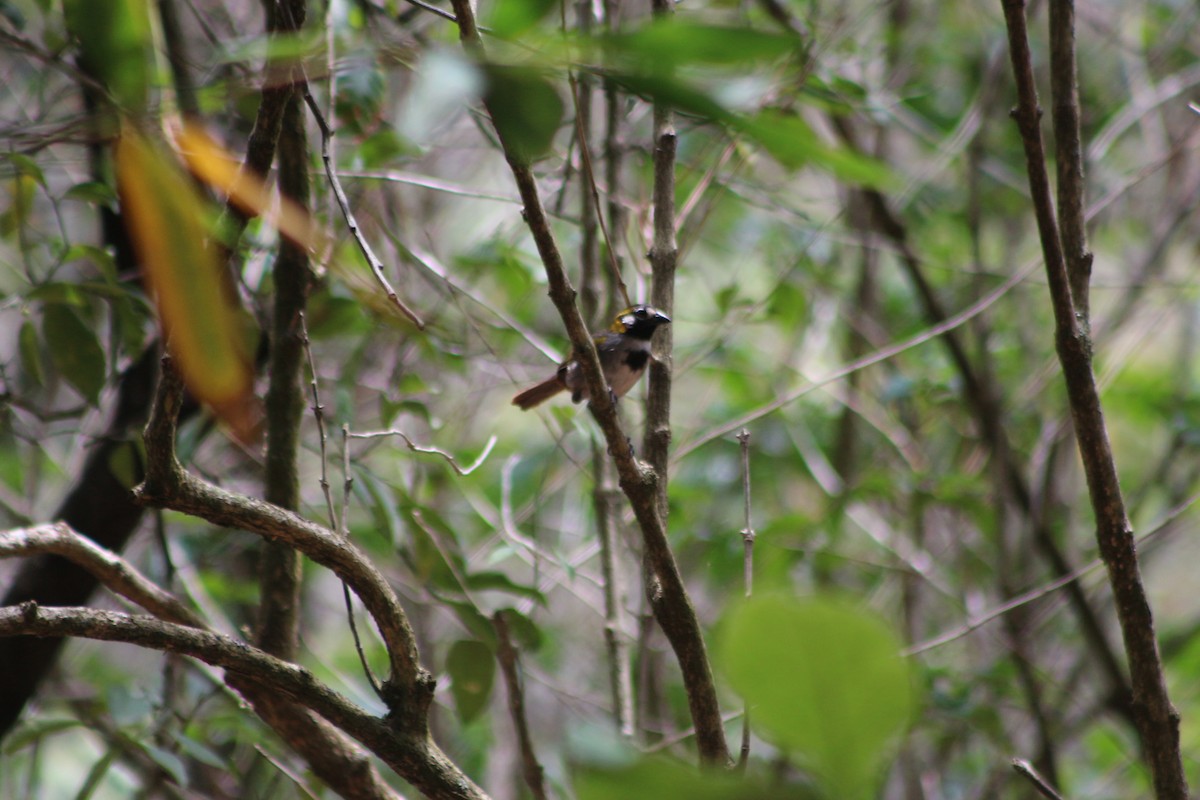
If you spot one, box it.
[0,604,488,800]
[0,523,204,628]
[134,359,429,723]
[0,522,406,800]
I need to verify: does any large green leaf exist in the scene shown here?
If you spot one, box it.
[483,65,564,165]
[487,0,557,39]
[577,757,816,800]
[64,0,152,114]
[717,594,916,800]
[42,303,105,406]
[600,20,802,69]
[446,639,495,724]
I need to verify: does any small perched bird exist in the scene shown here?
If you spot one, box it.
[512,305,671,410]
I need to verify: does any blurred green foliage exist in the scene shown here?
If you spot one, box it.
[2,0,1199,796]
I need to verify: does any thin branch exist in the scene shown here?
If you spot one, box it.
[299,88,424,329]
[300,313,383,699]
[906,488,1200,655]
[568,74,631,309]
[1000,3,1187,794]
[0,524,412,800]
[258,63,309,663]
[1010,758,1066,800]
[348,430,498,476]
[735,429,754,770]
[492,611,548,800]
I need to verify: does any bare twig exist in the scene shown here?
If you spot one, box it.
[0,523,408,800]
[348,429,497,476]
[492,612,548,800]
[568,74,632,309]
[735,429,755,769]
[1000,2,1187,794]
[1011,757,1066,800]
[299,314,383,699]
[299,88,424,329]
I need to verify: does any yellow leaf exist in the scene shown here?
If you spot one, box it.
[173,121,324,254]
[115,126,257,441]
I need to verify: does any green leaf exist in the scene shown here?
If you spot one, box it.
[717,594,916,800]
[64,0,153,114]
[487,0,557,38]
[42,303,106,406]
[107,440,143,489]
[602,21,802,69]
[494,608,543,651]
[483,65,564,165]
[446,639,495,723]
[5,153,46,187]
[577,756,817,800]
[18,321,43,386]
[738,111,894,186]
[64,180,119,208]
[605,72,732,123]
[464,570,546,605]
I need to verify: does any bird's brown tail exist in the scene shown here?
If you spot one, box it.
[512,376,565,410]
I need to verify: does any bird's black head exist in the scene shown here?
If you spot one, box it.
[612,305,671,340]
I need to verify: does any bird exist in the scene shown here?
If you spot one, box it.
[512,304,671,410]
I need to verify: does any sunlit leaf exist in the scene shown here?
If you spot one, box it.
[115,127,256,440]
[0,174,37,236]
[446,639,495,723]
[717,594,916,800]
[173,121,324,254]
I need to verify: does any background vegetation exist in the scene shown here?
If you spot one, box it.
[0,0,1198,797]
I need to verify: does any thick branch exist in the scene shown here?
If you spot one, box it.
[258,88,310,663]
[0,605,487,800]
[135,361,428,722]
[0,523,204,628]
[0,523,404,800]
[1000,1,1188,797]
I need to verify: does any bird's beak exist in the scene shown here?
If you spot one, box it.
[655,310,671,324]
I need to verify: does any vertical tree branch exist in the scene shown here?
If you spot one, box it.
[493,612,547,800]
[575,5,635,736]
[1047,0,1092,324]
[1000,1,1188,796]
[257,0,308,668]
[735,429,754,769]
[445,0,729,765]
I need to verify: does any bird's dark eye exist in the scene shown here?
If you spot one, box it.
[635,307,648,318]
